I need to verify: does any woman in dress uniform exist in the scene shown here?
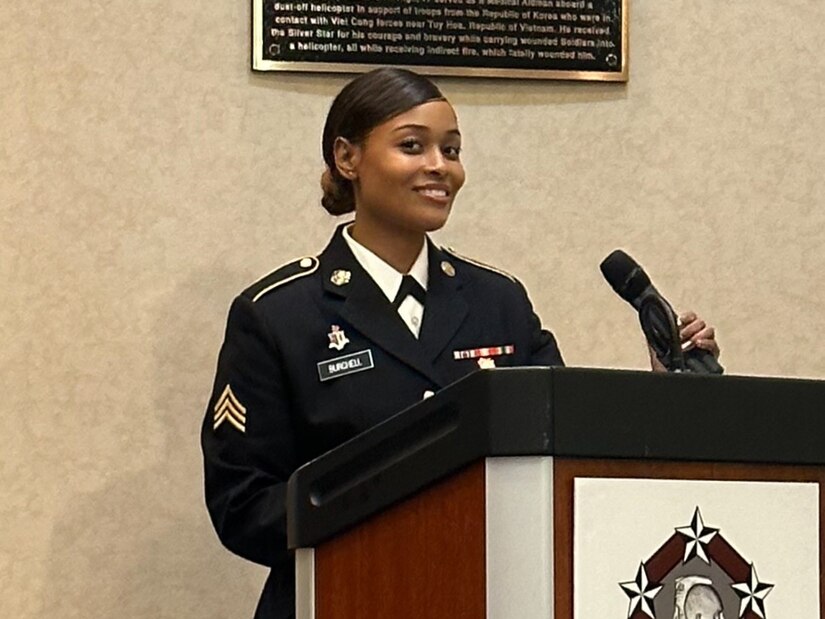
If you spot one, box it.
[201,67,719,618]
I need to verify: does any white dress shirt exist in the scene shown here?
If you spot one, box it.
[343,225,428,338]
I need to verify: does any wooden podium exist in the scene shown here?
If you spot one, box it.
[286,368,825,618]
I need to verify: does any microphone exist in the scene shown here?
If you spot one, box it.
[600,250,723,374]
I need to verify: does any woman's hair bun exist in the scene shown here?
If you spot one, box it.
[320,168,355,216]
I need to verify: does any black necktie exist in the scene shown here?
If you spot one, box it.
[392,275,426,309]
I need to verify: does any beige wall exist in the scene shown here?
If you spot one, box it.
[2,0,824,617]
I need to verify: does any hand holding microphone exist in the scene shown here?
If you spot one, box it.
[676,310,719,359]
[648,310,720,373]
[600,250,723,374]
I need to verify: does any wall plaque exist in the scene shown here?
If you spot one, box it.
[253,0,628,81]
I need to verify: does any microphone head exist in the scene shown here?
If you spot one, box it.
[600,249,651,305]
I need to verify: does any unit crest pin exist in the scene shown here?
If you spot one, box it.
[328,325,350,351]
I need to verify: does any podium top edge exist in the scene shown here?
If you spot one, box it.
[287,367,825,548]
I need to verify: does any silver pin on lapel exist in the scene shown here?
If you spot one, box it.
[330,269,351,286]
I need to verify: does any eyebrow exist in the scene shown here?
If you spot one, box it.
[392,123,461,137]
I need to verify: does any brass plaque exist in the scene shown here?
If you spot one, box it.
[253,0,628,81]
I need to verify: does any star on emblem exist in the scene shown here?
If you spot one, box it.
[731,564,773,618]
[477,357,496,369]
[676,507,718,564]
[619,563,662,618]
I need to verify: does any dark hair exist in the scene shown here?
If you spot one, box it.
[320,68,445,215]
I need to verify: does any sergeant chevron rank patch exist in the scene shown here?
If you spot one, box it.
[213,384,247,433]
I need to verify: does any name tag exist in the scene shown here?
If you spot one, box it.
[317,349,374,382]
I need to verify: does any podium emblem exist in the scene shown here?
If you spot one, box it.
[619,507,773,619]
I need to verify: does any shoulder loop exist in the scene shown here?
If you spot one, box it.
[441,246,516,282]
[246,256,319,303]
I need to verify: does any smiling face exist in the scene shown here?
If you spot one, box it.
[341,100,465,244]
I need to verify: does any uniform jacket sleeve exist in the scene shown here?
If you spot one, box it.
[201,294,298,568]
[517,279,565,367]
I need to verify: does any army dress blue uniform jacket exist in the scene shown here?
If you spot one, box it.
[201,224,564,618]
